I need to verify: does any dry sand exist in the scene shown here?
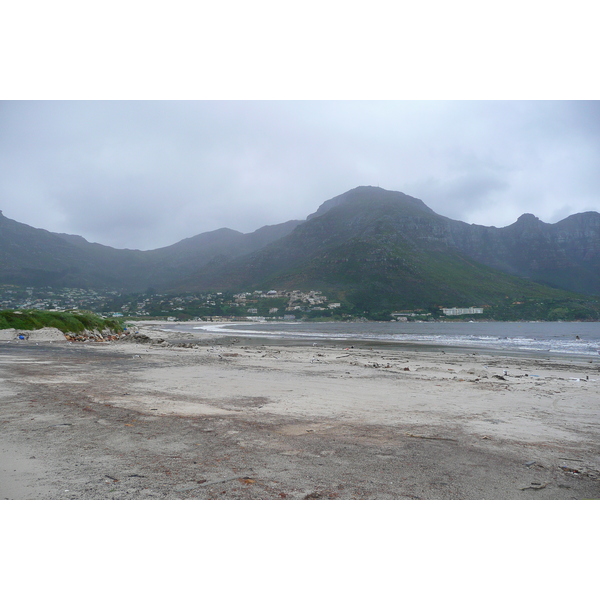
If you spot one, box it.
[1,323,599,499]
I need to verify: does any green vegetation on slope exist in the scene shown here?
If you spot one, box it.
[482,298,600,321]
[0,310,123,333]
[254,232,582,312]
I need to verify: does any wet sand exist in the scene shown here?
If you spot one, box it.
[1,324,599,500]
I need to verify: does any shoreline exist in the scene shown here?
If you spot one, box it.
[146,321,600,365]
[1,323,599,500]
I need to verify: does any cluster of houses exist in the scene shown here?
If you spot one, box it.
[0,284,485,321]
[232,289,340,314]
[391,307,484,321]
[107,289,344,319]
[0,286,117,312]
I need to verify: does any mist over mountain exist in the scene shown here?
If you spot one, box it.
[0,209,302,292]
[1,187,599,310]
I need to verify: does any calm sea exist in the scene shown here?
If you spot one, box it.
[168,320,600,359]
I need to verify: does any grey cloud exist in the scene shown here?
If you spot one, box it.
[1,101,599,249]
[411,173,510,221]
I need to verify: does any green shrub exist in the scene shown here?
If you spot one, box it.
[0,310,123,333]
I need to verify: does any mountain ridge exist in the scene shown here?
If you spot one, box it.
[180,187,598,309]
[1,187,599,307]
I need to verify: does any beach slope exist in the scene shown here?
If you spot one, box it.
[1,325,599,500]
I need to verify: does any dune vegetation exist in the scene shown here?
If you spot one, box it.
[0,310,122,333]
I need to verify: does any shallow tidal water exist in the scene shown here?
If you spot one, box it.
[169,320,600,359]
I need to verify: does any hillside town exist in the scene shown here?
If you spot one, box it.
[0,284,434,321]
[3,283,598,322]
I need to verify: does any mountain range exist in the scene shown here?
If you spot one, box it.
[1,186,599,310]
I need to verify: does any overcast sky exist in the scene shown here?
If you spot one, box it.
[1,100,599,250]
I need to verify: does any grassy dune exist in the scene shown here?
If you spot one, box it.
[0,310,123,333]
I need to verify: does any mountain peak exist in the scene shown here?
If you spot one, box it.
[306,186,435,220]
[505,213,545,229]
[516,213,541,223]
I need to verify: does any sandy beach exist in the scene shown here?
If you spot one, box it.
[1,322,599,500]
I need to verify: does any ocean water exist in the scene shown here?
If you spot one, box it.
[170,320,600,358]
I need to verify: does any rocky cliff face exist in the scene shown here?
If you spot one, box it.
[443,211,600,295]
[321,191,600,295]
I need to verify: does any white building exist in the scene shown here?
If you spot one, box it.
[441,307,484,316]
